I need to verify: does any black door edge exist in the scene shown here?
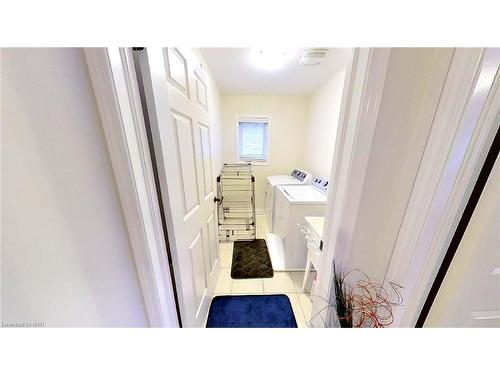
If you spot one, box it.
[416,124,499,327]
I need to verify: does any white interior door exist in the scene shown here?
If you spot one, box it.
[138,48,219,327]
[425,154,500,327]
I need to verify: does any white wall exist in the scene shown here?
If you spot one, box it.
[219,67,348,211]
[425,155,500,327]
[304,67,346,179]
[220,95,309,210]
[1,48,149,327]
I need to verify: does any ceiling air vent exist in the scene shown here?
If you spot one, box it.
[299,48,329,66]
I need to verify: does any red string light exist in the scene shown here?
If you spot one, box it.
[343,270,404,328]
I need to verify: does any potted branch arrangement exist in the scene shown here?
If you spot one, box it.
[333,261,353,328]
[314,260,404,328]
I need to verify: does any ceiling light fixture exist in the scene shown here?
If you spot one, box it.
[251,48,292,70]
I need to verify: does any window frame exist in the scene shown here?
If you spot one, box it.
[235,115,271,165]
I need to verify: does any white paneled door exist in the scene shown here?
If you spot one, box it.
[139,48,219,327]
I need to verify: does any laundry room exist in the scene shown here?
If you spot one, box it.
[5,46,497,331]
[193,48,352,327]
[87,47,464,328]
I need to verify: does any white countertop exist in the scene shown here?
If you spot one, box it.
[304,216,325,238]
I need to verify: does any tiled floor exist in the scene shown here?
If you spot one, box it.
[213,214,316,328]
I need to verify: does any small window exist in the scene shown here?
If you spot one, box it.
[237,116,270,163]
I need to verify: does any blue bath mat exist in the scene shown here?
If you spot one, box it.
[206,294,298,328]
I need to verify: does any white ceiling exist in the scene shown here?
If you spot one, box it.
[199,48,352,96]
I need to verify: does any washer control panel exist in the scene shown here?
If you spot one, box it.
[290,169,312,183]
[312,177,329,193]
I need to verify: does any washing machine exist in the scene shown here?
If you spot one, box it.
[264,169,312,232]
[266,178,329,270]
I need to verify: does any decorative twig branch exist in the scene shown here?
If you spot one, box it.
[321,261,404,328]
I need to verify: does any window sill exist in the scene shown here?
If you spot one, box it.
[238,160,270,166]
[251,162,270,166]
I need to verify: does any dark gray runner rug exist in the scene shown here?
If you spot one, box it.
[231,239,274,279]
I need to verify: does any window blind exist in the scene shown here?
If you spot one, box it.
[238,118,269,162]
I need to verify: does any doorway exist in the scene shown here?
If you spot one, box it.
[89,47,498,328]
[133,47,353,327]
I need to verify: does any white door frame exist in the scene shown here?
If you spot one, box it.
[84,47,498,328]
[318,48,499,327]
[84,48,180,327]
[387,48,500,327]
[316,48,392,325]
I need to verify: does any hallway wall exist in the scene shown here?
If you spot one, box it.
[1,48,149,327]
[220,94,309,211]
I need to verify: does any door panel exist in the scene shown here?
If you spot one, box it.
[172,112,200,214]
[188,231,207,315]
[206,213,217,274]
[165,48,189,96]
[200,228,212,287]
[199,123,214,198]
[195,72,208,110]
[139,47,219,326]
